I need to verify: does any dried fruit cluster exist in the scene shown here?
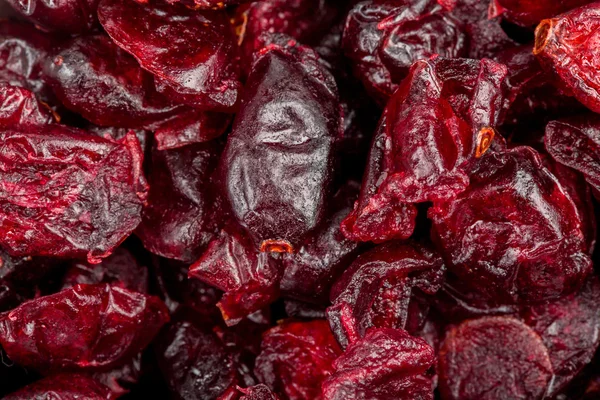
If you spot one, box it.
[0,0,599,399]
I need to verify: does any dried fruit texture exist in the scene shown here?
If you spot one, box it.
[533,3,600,114]
[0,83,54,127]
[342,57,507,243]
[322,328,435,400]
[189,226,281,325]
[438,316,553,400]
[491,0,594,26]
[98,0,241,111]
[221,38,341,252]
[0,283,169,372]
[521,277,600,397]
[254,320,341,400]
[429,146,592,305]
[0,22,54,99]
[4,0,98,33]
[0,126,147,263]
[91,352,142,398]
[280,181,362,305]
[3,374,112,400]
[545,116,600,196]
[327,241,445,348]
[61,247,149,294]
[342,0,467,105]
[155,311,239,400]
[137,140,224,263]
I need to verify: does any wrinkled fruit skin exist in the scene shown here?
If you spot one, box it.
[327,241,445,348]
[429,146,591,305]
[492,0,595,26]
[534,3,600,113]
[189,225,281,325]
[342,57,507,243]
[98,0,241,111]
[4,0,98,33]
[137,140,224,263]
[545,115,600,195]
[322,328,435,400]
[0,126,147,263]
[221,37,341,252]
[438,316,553,400]
[4,374,112,400]
[0,283,169,372]
[255,320,341,400]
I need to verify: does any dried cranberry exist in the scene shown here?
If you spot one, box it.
[61,247,148,293]
[0,83,55,127]
[534,3,600,113]
[280,181,362,305]
[98,0,241,111]
[0,126,147,263]
[220,37,341,252]
[438,316,553,400]
[491,0,594,26]
[137,140,224,263]
[521,277,600,397]
[322,328,435,400]
[4,374,112,400]
[254,320,341,400]
[429,146,591,305]
[0,283,169,372]
[189,225,281,325]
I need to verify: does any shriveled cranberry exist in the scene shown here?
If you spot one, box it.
[4,374,112,400]
[0,283,169,372]
[322,328,435,400]
[429,146,591,305]
[491,0,594,26]
[189,225,281,325]
[0,126,147,263]
[0,83,55,127]
[545,115,600,196]
[534,3,600,113]
[4,0,98,33]
[220,37,341,252]
[61,247,148,293]
[98,0,241,111]
[438,316,553,400]
[155,310,240,400]
[137,140,224,263]
[254,320,341,400]
[343,0,466,105]
[280,181,362,305]
[327,241,444,348]
[521,277,600,397]
[342,57,507,243]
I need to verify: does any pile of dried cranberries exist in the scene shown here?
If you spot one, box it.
[1,0,600,399]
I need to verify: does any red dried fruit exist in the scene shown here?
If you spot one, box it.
[545,115,600,196]
[521,277,600,397]
[534,3,600,113]
[4,374,112,400]
[0,283,169,372]
[343,0,467,105]
[280,181,361,305]
[220,37,341,251]
[342,57,507,243]
[438,316,553,400]
[0,126,147,263]
[322,328,435,400]
[137,140,224,263]
[429,146,591,305]
[254,320,341,400]
[4,0,98,33]
[98,0,241,111]
[491,0,594,26]
[155,311,240,400]
[189,225,281,325]
[61,247,149,294]
[327,241,445,348]
[0,83,54,127]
